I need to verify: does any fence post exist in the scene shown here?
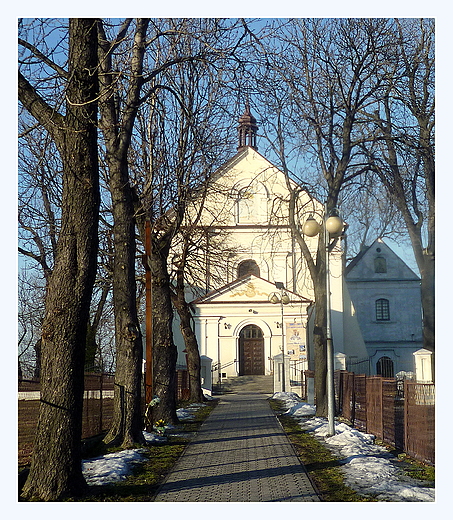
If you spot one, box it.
[413,349,433,383]
[378,377,384,439]
[404,379,409,457]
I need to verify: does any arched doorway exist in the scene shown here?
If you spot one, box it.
[376,356,394,377]
[239,325,264,375]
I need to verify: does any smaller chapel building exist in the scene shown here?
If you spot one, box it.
[345,238,423,377]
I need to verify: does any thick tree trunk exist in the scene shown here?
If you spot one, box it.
[103,162,145,447]
[172,288,204,403]
[420,252,435,354]
[21,19,99,501]
[149,236,179,425]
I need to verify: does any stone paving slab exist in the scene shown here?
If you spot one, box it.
[154,393,320,502]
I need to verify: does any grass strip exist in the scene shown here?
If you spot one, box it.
[269,398,377,502]
[68,399,218,502]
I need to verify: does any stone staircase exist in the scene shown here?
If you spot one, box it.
[213,375,274,395]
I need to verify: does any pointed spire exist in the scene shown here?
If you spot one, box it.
[237,101,258,151]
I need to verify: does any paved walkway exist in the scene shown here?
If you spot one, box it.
[154,393,320,502]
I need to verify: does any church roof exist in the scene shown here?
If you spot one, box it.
[345,245,371,275]
[346,238,420,280]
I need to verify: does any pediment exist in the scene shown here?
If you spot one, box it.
[191,275,312,305]
[346,238,420,280]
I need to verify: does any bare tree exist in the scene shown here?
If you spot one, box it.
[96,18,241,434]
[340,180,409,261]
[96,18,148,447]
[19,18,100,500]
[18,269,46,378]
[257,18,394,416]
[364,18,434,359]
[131,18,246,423]
[18,89,113,376]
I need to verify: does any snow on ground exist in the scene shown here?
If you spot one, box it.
[82,402,208,486]
[83,449,148,486]
[81,394,434,501]
[273,392,435,502]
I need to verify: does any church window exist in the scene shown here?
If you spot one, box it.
[234,181,269,224]
[237,187,253,222]
[238,259,260,278]
[374,256,387,273]
[375,298,390,321]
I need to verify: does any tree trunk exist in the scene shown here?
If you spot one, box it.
[102,162,145,447]
[21,18,99,501]
[420,252,435,354]
[33,339,42,379]
[172,287,204,403]
[149,236,179,425]
[98,19,149,447]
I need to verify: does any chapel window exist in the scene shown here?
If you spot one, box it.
[376,356,394,377]
[375,298,390,321]
[374,256,387,273]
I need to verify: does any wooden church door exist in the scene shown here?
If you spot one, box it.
[239,325,264,375]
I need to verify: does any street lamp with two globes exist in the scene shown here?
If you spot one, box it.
[302,205,344,436]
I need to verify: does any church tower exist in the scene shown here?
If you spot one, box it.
[237,102,258,151]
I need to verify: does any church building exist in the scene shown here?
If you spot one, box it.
[171,105,368,389]
[345,238,423,377]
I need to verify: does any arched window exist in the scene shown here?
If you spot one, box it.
[233,180,268,224]
[240,325,263,339]
[374,256,387,273]
[237,259,260,278]
[375,298,390,321]
[376,356,394,377]
[237,187,253,222]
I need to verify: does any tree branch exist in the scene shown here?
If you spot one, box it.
[19,38,69,79]
[18,71,65,143]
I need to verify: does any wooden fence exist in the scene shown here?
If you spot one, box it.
[18,373,115,467]
[335,371,434,465]
[18,370,190,467]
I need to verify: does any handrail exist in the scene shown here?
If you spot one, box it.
[211,359,236,373]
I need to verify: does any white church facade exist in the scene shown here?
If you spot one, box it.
[171,106,367,387]
[170,106,424,390]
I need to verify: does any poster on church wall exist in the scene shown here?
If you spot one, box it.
[286,323,307,359]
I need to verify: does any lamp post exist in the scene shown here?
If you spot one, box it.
[270,282,290,392]
[302,205,344,436]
